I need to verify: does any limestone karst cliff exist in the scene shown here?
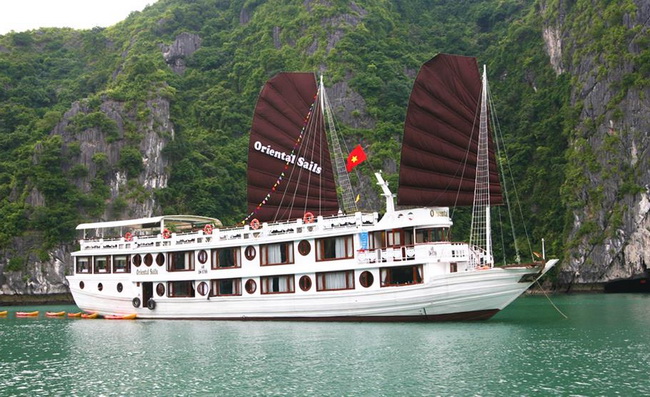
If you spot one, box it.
[0,0,648,299]
[542,0,650,288]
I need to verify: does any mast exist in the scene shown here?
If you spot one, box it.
[320,76,357,213]
[397,54,503,208]
[469,65,492,266]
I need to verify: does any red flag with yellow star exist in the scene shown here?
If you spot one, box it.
[346,144,367,172]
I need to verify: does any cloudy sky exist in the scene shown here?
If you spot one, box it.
[0,0,158,35]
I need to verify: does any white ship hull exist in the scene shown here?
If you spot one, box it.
[67,210,557,322]
[68,264,554,321]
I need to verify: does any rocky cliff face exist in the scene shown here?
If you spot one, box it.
[0,32,190,299]
[543,0,650,287]
[0,95,173,299]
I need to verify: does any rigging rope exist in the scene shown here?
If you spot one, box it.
[488,86,534,263]
[275,91,321,222]
[240,93,319,225]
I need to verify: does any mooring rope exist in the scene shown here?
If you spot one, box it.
[536,279,568,319]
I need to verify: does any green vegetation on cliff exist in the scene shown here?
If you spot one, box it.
[1,0,637,271]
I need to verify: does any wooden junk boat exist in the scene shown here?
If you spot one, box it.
[67,54,557,321]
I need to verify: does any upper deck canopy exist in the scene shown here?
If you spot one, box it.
[76,215,222,231]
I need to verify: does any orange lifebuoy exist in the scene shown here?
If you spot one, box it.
[203,224,213,234]
[162,229,171,239]
[124,232,133,241]
[250,218,260,230]
[303,212,314,224]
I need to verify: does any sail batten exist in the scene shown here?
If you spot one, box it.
[398,53,503,207]
[247,72,339,223]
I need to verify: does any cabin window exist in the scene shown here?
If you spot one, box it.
[76,257,91,274]
[261,275,295,294]
[156,253,165,266]
[132,254,142,267]
[416,228,449,243]
[261,242,294,265]
[359,271,374,288]
[198,250,209,265]
[156,283,165,296]
[113,255,130,273]
[316,236,354,261]
[316,271,354,291]
[369,229,414,249]
[168,251,195,271]
[387,230,402,247]
[450,263,458,273]
[117,283,123,293]
[380,265,423,287]
[299,275,312,291]
[168,281,195,297]
[97,283,103,291]
[94,256,111,273]
[212,248,241,269]
[210,278,242,296]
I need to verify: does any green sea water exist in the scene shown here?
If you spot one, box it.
[1,294,649,396]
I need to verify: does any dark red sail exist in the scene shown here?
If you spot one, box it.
[246,72,339,222]
[397,54,503,207]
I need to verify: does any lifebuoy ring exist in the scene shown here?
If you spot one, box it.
[162,229,171,239]
[147,299,156,310]
[203,224,213,234]
[132,297,141,308]
[124,232,133,241]
[303,212,314,224]
[250,218,260,230]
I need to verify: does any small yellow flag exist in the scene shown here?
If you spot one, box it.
[355,194,360,203]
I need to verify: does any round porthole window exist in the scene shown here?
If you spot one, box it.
[98,283,103,292]
[198,250,208,264]
[359,271,374,288]
[133,254,142,267]
[144,253,153,267]
[299,275,312,291]
[117,283,123,293]
[156,283,165,297]
[245,246,256,261]
[79,281,85,290]
[245,279,257,294]
[156,253,165,266]
[298,240,311,256]
[197,281,209,296]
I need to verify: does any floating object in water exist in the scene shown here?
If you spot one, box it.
[81,312,98,319]
[0,310,7,316]
[104,313,137,320]
[67,312,82,317]
[46,311,66,317]
[16,311,39,317]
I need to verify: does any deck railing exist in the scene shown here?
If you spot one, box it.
[78,212,379,252]
[356,242,469,264]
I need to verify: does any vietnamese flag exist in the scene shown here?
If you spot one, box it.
[346,144,367,172]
